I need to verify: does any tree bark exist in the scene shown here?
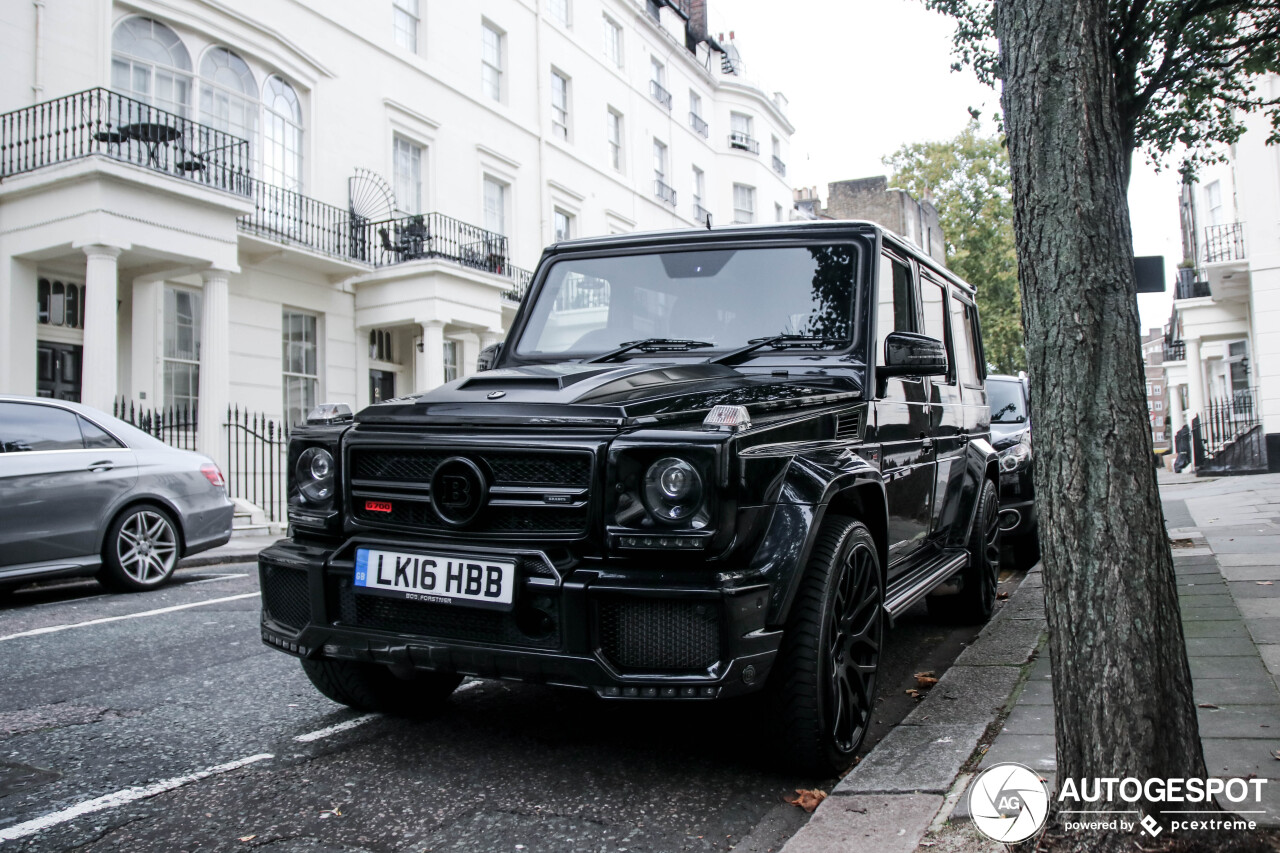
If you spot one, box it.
[993,0,1208,846]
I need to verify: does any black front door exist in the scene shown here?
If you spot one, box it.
[369,369,395,404]
[36,342,82,402]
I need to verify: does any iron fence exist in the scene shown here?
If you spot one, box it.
[368,211,512,273]
[0,88,250,196]
[650,80,673,110]
[729,132,760,154]
[1203,222,1246,264]
[503,265,534,303]
[112,398,198,451]
[238,177,366,262]
[1163,339,1186,361]
[654,179,677,207]
[1195,387,1260,462]
[224,406,288,524]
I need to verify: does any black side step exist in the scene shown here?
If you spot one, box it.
[883,550,968,619]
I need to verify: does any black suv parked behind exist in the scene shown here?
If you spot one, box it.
[259,221,1000,775]
[987,374,1039,569]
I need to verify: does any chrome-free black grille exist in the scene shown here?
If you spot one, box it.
[351,448,591,487]
[261,564,309,631]
[335,579,558,649]
[597,598,720,672]
[352,501,588,534]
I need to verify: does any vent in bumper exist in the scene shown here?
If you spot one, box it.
[261,564,310,631]
[597,597,721,672]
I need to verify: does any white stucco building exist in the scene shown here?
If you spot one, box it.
[1163,73,1280,472]
[0,0,794,476]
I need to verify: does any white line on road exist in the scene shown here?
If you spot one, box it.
[0,753,274,842]
[186,573,249,584]
[0,593,259,642]
[290,682,485,743]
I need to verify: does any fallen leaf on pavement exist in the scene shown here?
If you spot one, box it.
[905,688,921,699]
[239,837,256,843]
[784,789,828,813]
[997,591,1010,600]
[915,673,939,687]
[1273,751,1280,761]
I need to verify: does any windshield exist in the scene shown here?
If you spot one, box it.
[513,244,864,359]
[988,378,1027,424]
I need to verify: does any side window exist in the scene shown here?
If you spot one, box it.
[0,402,85,452]
[79,416,124,449]
[876,255,916,363]
[949,295,981,387]
[921,277,949,381]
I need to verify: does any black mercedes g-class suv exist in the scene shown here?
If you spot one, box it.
[259,221,999,775]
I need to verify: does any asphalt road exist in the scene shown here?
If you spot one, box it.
[0,563,1004,853]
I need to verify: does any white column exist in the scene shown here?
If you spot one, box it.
[354,327,371,408]
[1184,338,1206,470]
[458,332,481,377]
[1,256,39,395]
[81,245,121,411]
[415,320,445,392]
[197,269,231,470]
[1168,385,1185,439]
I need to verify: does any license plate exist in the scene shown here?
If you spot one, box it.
[354,548,515,610]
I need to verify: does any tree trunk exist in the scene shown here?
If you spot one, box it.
[993,0,1208,846]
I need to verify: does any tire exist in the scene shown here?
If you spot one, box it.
[300,658,463,715]
[769,515,884,776]
[97,504,181,592]
[928,479,1000,624]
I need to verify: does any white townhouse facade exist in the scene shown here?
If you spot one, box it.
[0,0,794,475]
[1163,72,1280,473]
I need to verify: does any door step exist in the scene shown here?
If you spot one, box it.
[884,550,968,619]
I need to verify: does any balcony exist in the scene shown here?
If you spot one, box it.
[1200,222,1250,302]
[650,80,673,111]
[729,131,759,154]
[1174,268,1212,300]
[502,265,534,303]
[692,202,711,223]
[1163,339,1186,361]
[772,155,786,177]
[689,112,709,138]
[1204,222,1246,264]
[654,178,677,207]
[0,88,250,197]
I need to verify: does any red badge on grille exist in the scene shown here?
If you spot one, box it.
[365,500,393,513]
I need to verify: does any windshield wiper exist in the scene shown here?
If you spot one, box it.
[708,335,846,366]
[586,338,715,364]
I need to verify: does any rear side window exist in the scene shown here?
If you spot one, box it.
[920,277,950,381]
[949,297,982,387]
[79,416,124,449]
[0,402,85,452]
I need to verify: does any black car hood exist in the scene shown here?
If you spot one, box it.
[990,421,1030,450]
[356,362,862,429]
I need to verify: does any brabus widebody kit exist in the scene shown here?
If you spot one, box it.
[258,221,999,774]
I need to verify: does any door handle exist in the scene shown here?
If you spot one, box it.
[958,431,970,445]
[88,460,114,472]
[921,436,935,451]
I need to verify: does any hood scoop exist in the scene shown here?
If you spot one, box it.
[458,366,617,392]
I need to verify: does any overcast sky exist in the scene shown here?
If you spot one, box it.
[707,0,1181,333]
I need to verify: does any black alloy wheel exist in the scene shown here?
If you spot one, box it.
[771,515,884,776]
[928,479,1001,623]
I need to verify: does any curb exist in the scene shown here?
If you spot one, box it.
[177,537,281,569]
[780,569,1047,853]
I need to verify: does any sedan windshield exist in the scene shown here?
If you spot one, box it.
[513,244,864,359]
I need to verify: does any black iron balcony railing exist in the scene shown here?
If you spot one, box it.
[239,176,360,259]
[503,265,534,303]
[0,88,250,196]
[729,131,759,154]
[693,202,711,223]
[650,80,673,111]
[689,112,709,138]
[367,211,512,274]
[1163,339,1186,361]
[772,155,786,176]
[1204,222,1246,264]
[654,178,677,207]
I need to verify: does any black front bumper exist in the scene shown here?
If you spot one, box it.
[258,537,781,700]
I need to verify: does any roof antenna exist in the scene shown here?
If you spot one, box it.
[705,213,712,230]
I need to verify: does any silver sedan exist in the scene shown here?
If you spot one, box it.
[0,396,234,593]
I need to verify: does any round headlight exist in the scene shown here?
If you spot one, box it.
[643,457,704,524]
[297,447,335,503]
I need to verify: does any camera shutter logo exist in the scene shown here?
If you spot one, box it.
[969,762,1050,843]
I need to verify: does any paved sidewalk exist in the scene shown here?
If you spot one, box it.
[177,532,280,568]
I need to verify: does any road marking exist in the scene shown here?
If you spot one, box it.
[0,593,259,642]
[0,753,274,842]
[187,573,249,585]
[290,682,485,743]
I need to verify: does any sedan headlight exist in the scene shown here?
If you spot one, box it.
[296,447,335,504]
[999,434,1033,472]
[642,457,706,525]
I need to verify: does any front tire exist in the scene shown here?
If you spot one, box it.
[98,504,181,592]
[769,515,884,776]
[928,479,1000,623]
[301,659,463,714]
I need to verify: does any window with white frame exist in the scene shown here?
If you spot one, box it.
[393,0,420,53]
[692,166,705,215]
[112,16,193,116]
[483,176,507,236]
[282,309,319,427]
[554,209,573,242]
[730,112,754,149]
[442,340,459,383]
[733,183,755,223]
[651,57,665,87]
[607,108,623,171]
[550,70,570,140]
[199,47,257,150]
[164,287,202,416]
[262,75,303,192]
[549,0,570,27]
[393,136,423,214]
[369,328,396,363]
[1205,180,1224,226]
[481,22,503,102]
[653,138,667,183]
[603,15,623,67]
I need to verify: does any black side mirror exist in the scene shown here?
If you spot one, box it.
[877,331,948,393]
[476,342,503,372]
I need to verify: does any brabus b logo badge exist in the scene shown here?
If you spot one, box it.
[439,475,472,507]
[429,457,488,527]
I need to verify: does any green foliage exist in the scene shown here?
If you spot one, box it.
[885,123,1024,373]
[921,0,1280,177]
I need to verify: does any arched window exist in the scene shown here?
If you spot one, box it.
[262,75,303,192]
[111,16,192,116]
[199,47,257,148]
